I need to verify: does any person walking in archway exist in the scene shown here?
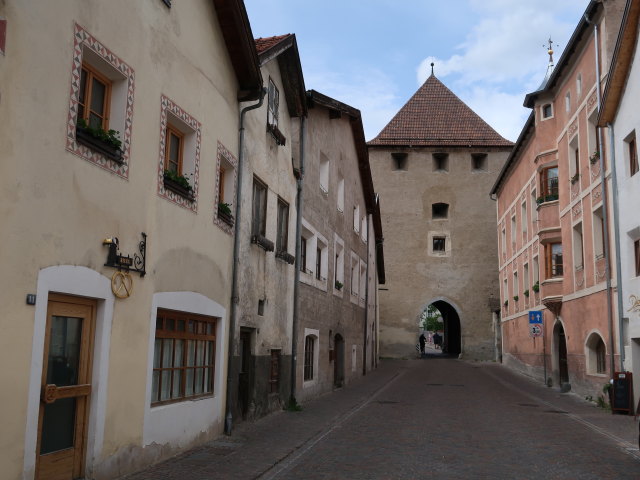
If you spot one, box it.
[433,332,442,350]
[419,332,426,357]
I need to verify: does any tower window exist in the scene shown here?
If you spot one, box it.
[472,153,488,171]
[391,152,408,170]
[433,153,449,172]
[432,203,449,219]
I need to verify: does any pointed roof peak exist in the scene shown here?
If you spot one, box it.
[368,75,512,147]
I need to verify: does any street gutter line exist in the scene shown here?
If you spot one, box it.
[256,369,406,480]
[482,367,640,461]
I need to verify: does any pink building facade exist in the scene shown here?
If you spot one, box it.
[491,1,626,398]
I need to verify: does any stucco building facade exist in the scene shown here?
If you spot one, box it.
[599,0,640,407]
[491,0,626,398]
[0,1,262,479]
[226,33,305,423]
[294,91,384,402]
[368,74,512,360]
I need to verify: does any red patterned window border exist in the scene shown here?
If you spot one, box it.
[157,95,201,212]
[213,142,238,234]
[65,23,135,178]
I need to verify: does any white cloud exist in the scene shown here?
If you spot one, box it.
[415,2,585,141]
[304,66,401,141]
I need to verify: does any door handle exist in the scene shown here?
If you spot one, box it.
[41,384,91,404]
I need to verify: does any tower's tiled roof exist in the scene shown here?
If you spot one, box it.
[368,75,512,147]
[255,34,292,54]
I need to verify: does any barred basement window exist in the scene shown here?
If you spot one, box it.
[304,336,315,381]
[152,309,216,405]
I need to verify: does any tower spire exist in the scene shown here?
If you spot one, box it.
[430,62,434,76]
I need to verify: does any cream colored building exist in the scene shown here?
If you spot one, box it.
[0,1,262,479]
[368,74,512,360]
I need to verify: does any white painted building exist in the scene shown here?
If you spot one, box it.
[599,0,640,408]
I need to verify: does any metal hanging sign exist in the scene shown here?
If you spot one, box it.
[103,232,147,277]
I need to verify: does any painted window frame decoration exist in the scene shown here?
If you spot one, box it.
[66,23,135,178]
[213,142,238,234]
[157,95,202,212]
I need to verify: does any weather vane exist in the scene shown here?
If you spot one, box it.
[543,38,556,63]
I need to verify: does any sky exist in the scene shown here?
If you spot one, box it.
[244,0,589,142]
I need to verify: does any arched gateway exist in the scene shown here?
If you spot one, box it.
[419,300,462,356]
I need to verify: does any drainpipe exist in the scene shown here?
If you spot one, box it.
[225,88,266,435]
[363,216,370,376]
[587,14,616,377]
[290,115,306,407]
[607,122,626,370]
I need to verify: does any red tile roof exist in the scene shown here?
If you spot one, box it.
[368,75,513,147]
[255,34,292,54]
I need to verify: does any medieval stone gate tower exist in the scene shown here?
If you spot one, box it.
[368,72,512,360]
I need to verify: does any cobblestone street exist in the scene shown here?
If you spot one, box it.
[124,355,639,479]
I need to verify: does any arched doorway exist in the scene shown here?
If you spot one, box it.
[553,322,569,388]
[419,300,461,356]
[333,333,344,388]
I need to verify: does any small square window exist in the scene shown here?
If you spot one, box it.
[542,104,553,119]
[432,203,449,219]
[433,153,449,172]
[433,237,446,252]
[258,299,265,316]
[391,152,408,170]
[472,153,488,171]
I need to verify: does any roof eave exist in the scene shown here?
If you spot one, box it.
[490,112,535,196]
[598,0,639,126]
[212,0,263,102]
[258,35,307,118]
[524,1,601,108]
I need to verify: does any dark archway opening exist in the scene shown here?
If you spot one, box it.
[419,301,461,357]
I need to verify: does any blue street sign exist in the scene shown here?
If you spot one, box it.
[529,310,543,324]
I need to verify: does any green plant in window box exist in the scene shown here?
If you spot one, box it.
[77,118,122,150]
[532,281,540,293]
[218,202,232,216]
[163,169,193,192]
[570,173,580,184]
[523,289,529,297]
[503,300,508,307]
[335,280,343,291]
[589,151,600,165]
[513,295,519,302]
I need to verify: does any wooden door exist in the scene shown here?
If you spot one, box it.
[238,330,252,419]
[36,295,95,480]
[559,328,569,384]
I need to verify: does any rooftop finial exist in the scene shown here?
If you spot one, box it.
[430,62,434,76]
[545,37,555,64]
